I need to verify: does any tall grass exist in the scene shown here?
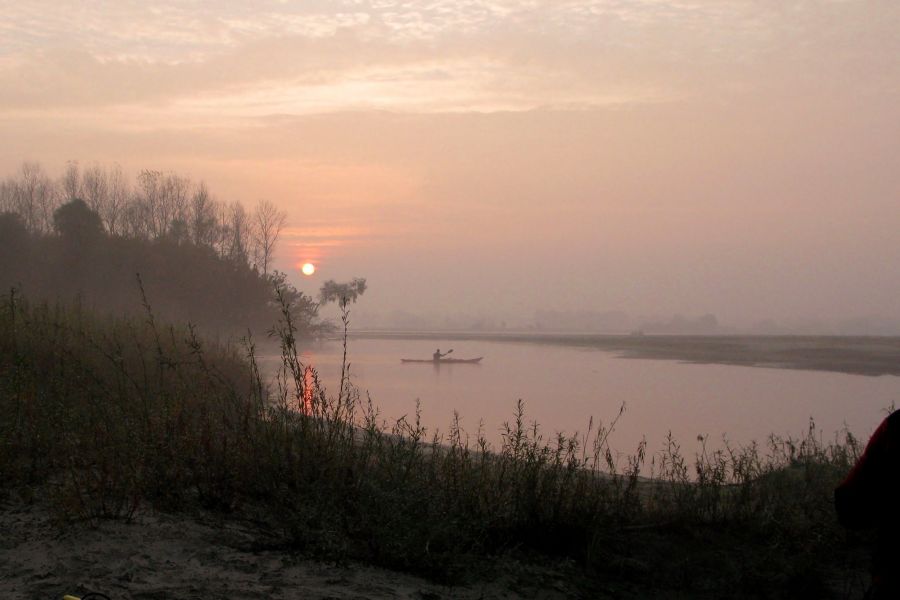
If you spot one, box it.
[0,288,871,596]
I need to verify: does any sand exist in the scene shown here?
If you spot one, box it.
[0,499,587,600]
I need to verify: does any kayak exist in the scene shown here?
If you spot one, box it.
[401,357,483,364]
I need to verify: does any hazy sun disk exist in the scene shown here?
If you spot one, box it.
[301,262,316,276]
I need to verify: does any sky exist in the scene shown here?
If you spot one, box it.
[1,0,899,328]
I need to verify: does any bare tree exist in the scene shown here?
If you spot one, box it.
[81,164,109,218]
[61,161,81,202]
[14,162,60,234]
[225,201,252,264]
[0,179,14,214]
[162,173,191,232]
[105,164,129,235]
[252,200,287,275]
[189,182,220,248]
[120,201,145,239]
[212,200,230,257]
[0,163,290,274]
[136,170,163,237]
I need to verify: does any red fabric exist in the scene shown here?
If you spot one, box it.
[840,418,889,491]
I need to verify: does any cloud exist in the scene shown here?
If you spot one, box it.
[2,0,896,119]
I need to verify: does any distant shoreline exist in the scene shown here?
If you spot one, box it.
[348,331,900,377]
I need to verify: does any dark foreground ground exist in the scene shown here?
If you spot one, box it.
[0,498,871,600]
[353,332,900,377]
[1,500,706,600]
[0,499,544,600]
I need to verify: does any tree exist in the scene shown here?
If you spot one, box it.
[104,164,129,236]
[0,212,29,285]
[319,278,367,307]
[167,218,190,245]
[252,200,287,275]
[189,182,220,248]
[61,161,81,202]
[318,278,367,401]
[225,201,251,264]
[53,199,104,244]
[81,164,109,224]
[9,162,59,233]
[0,161,332,335]
[271,270,320,332]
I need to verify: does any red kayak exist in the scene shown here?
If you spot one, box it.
[401,357,483,364]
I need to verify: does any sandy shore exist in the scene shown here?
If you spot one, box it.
[1,499,595,600]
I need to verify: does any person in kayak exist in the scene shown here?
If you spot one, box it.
[835,409,900,598]
[433,348,449,361]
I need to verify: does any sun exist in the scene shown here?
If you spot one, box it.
[301,262,316,276]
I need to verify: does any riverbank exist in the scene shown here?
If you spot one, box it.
[0,294,876,598]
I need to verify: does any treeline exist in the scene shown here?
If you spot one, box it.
[0,161,317,334]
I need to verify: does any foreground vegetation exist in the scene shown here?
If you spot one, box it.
[0,290,874,597]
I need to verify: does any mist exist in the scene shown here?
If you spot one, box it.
[2,1,898,332]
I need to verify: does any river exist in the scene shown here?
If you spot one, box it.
[262,335,900,459]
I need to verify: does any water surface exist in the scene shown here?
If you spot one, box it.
[264,336,900,458]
